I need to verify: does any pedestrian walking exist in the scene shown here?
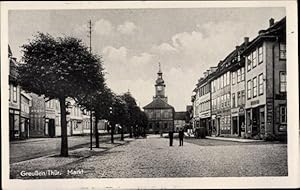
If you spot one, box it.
[169,130,173,146]
[179,128,184,146]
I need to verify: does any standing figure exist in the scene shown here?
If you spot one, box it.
[179,128,184,146]
[169,130,173,146]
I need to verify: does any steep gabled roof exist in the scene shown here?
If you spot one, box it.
[143,97,174,109]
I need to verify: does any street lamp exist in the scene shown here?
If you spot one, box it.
[109,106,114,144]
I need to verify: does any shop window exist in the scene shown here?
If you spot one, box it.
[253,77,257,97]
[258,46,263,64]
[279,72,287,92]
[280,105,287,124]
[279,43,286,60]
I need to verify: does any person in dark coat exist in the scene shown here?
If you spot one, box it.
[179,128,184,146]
[169,130,173,146]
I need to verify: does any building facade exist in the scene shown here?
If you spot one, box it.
[8,45,24,140]
[211,63,232,136]
[243,18,286,139]
[20,91,31,139]
[174,112,186,132]
[191,17,286,140]
[144,64,175,134]
[192,67,217,136]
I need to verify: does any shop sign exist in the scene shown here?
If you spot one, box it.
[251,100,260,105]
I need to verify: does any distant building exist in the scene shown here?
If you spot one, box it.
[29,93,46,137]
[144,63,175,134]
[192,67,216,136]
[174,112,186,132]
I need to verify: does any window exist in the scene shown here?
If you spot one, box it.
[237,69,241,83]
[280,72,287,92]
[232,93,236,107]
[258,74,264,95]
[13,86,17,102]
[253,77,257,97]
[221,75,224,89]
[258,46,263,63]
[227,93,230,107]
[241,91,245,105]
[9,85,11,101]
[279,43,286,59]
[252,50,257,68]
[280,105,287,124]
[247,54,252,71]
[232,72,236,85]
[221,95,224,108]
[227,72,230,86]
[237,92,241,106]
[241,67,245,81]
[247,80,252,99]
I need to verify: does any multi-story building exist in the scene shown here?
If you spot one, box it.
[9,45,21,140]
[211,61,232,136]
[229,41,248,137]
[144,63,175,134]
[29,93,46,137]
[45,99,60,137]
[191,17,286,140]
[243,17,286,139]
[192,67,217,136]
[67,98,84,135]
[20,91,31,139]
[174,111,186,132]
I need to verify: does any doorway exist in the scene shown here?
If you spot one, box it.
[232,117,238,135]
[48,119,55,137]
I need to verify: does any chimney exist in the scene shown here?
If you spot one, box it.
[235,45,240,50]
[244,37,249,45]
[269,18,275,27]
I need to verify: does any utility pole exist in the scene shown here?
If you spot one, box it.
[88,20,93,150]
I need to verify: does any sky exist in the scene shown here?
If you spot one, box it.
[8,8,285,111]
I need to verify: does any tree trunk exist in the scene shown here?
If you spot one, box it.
[95,115,99,148]
[111,123,114,144]
[129,126,133,138]
[60,98,68,157]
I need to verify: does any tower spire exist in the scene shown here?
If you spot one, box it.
[158,62,162,74]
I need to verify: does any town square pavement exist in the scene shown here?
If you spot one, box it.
[10,135,287,179]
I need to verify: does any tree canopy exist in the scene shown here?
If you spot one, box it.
[18,33,105,100]
[17,32,106,156]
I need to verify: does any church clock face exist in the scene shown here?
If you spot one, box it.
[157,86,163,91]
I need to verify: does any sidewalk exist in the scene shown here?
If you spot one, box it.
[10,133,129,164]
[10,132,112,144]
[10,138,134,179]
[206,136,264,143]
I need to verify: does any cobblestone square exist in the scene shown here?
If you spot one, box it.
[10,135,287,179]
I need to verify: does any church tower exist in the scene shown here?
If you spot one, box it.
[154,63,168,103]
